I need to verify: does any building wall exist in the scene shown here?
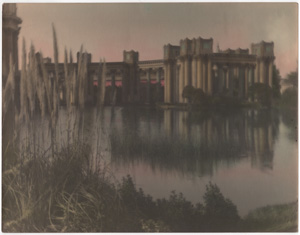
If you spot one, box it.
[2,3,22,85]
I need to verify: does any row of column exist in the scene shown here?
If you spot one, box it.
[255,59,273,87]
[164,61,173,103]
[217,65,255,99]
[179,56,213,103]
[164,58,274,103]
[165,56,214,103]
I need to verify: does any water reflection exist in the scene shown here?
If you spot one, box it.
[15,106,295,216]
[110,108,279,177]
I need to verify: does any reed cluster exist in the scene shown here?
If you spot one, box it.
[2,141,241,232]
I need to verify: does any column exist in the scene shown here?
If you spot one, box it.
[197,57,202,90]
[249,66,255,102]
[260,60,265,84]
[168,62,172,103]
[121,70,127,103]
[268,124,273,151]
[179,60,184,103]
[192,57,197,87]
[238,66,243,99]
[184,57,189,87]
[146,68,151,104]
[202,59,207,92]
[164,63,169,103]
[175,65,180,102]
[156,68,161,102]
[111,71,116,105]
[255,60,259,83]
[268,61,273,87]
[224,66,229,90]
[207,58,212,95]
[245,66,249,99]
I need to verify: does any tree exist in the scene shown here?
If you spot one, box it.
[280,69,298,108]
[272,65,281,99]
[182,85,208,105]
[248,83,273,107]
[281,87,297,108]
[203,183,240,231]
[191,88,208,105]
[182,85,195,103]
[284,71,298,88]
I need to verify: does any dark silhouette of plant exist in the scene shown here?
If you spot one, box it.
[272,65,281,99]
[248,83,273,107]
[203,182,240,231]
[284,70,298,88]
[182,85,195,103]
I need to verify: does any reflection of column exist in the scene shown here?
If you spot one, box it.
[207,59,212,95]
[258,127,266,153]
[254,127,259,156]
[268,61,273,87]
[178,111,188,141]
[245,115,249,149]
[268,125,273,151]
[164,109,172,137]
[207,118,213,146]
[146,69,151,104]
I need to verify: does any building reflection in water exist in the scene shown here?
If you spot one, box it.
[110,108,279,177]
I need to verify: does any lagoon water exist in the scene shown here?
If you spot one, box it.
[24,106,298,217]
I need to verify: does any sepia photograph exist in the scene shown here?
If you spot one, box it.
[2,2,298,232]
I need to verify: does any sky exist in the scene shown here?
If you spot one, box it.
[16,3,298,78]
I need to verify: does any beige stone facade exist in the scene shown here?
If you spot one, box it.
[163,37,275,104]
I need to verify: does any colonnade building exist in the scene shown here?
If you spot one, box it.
[163,37,275,103]
[42,38,274,105]
[2,4,275,105]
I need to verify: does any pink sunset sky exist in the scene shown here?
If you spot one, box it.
[17,3,298,78]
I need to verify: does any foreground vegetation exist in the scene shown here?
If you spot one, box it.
[243,202,298,232]
[3,143,297,232]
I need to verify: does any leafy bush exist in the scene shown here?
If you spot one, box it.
[3,143,242,232]
[248,83,273,107]
[202,183,240,231]
[280,87,298,108]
